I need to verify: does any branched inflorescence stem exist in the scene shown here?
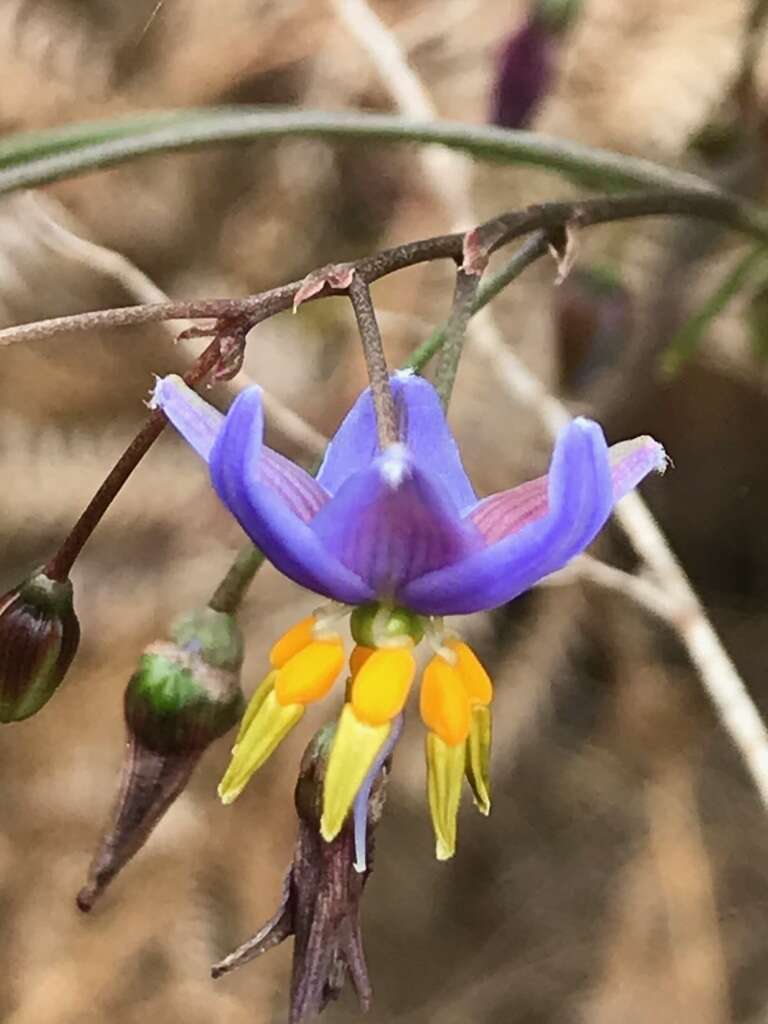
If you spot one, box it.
[2,190,768,350]
[24,188,768,600]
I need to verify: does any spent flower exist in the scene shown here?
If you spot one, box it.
[212,723,389,1022]
[152,370,665,860]
[77,606,244,911]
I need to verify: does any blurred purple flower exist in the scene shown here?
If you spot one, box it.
[490,12,555,130]
[152,372,665,617]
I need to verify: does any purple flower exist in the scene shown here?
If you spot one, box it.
[152,370,665,864]
[152,371,665,617]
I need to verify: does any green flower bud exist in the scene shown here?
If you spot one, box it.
[124,608,245,755]
[350,602,425,648]
[0,570,79,723]
[77,607,245,912]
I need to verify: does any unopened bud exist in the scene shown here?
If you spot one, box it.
[0,570,79,723]
[125,607,245,755]
[489,1,580,130]
[77,607,244,912]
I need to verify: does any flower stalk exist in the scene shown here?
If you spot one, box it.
[434,267,483,409]
[45,334,225,582]
[347,274,399,448]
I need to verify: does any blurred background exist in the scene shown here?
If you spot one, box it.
[2,0,768,1021]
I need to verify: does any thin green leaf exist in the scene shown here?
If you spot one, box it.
[0,106,719,197]
[661,245,768,376]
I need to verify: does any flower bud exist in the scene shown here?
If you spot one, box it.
[125,607,245,755]
[212,724,391,1021]
[489,1,580,130]
[0,569,79,723]
[77,607,244,912]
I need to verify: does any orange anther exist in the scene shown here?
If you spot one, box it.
[420,656,472,746]
[269,615,315,668]
[275,640,345,706]
[447,640,493,706]
[351,647,416,726]
[349,644,375,679]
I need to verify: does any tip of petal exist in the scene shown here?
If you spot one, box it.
[648,438,670,474]
[148,373,185,411]
[608,434,670,504]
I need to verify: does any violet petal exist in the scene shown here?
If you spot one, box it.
[317,372,476,510]
[209,388,374,604]
[311,444,481,597]
[151,374,224,461]
[470,434,666,545]
[401,418,614,614]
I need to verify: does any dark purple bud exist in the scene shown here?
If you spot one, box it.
[76,607,244,912]
[490,15,554,130]
[0,569,79,723]
[212,723,392,1023]
[554,266,632,393]
[489,0,580,130]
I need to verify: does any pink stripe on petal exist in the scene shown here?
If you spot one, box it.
[469,434,666,546]
[470,475,548,544]
[259,448,329,523]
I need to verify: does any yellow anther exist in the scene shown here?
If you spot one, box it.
[466,704,492,816]
[275,639,345,706]
[218,687,304,804]
[269,615,315,668]
[426,732,466,861]
[420,655,472,746]
[447,640,493,706]
[234,669,278,745]
[349,644,375,679]
[351,647,416,726]
[321,703,391,843]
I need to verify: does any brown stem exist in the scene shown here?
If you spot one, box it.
[348,275,399,448]
[434,269,482,410]
[44,337,222,581]
[3,190,768,350]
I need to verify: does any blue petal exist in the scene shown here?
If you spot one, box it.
[316,371,476,510]
[151,374,223,461]
[400,418,614,614]
[311,444,481,597]
[469,433,667,545]
[209,388,375,604]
